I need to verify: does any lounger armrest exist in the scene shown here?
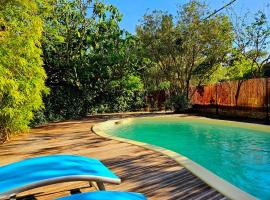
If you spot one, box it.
[0,155,121,199]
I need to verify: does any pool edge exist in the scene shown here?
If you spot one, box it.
[92,116,257,200]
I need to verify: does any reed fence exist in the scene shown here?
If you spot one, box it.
[191,78,269,120]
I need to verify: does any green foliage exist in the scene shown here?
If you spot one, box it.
[107,75,144,112]
[44,86,85,120]
[137,0,233,109]
[166,94,192,113]
[231,10,270,77]
[262,63,270,77]
[137,11,177,93]
[159,81,171,90]
[30,109,48,127]
[224,54,257,80]
[0,0,48,142]
[38,0,145,122]
[2,0,269,134]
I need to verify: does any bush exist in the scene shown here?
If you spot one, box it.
[43,86,87,121]
[30,109,47,127]
[0,1,48,142]
[166,94,191,113]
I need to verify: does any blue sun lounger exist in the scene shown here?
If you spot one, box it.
[0,155,121,199]
[56,191,146,200]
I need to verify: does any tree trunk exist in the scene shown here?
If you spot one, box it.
[186,80,190,101]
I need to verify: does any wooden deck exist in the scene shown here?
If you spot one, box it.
[0,114,227,200]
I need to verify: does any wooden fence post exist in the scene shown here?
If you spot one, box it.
[266,78,269,121]
[216,83,219,115]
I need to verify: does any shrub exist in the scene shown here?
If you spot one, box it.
[0,0,48,142]
[166,94,191,113]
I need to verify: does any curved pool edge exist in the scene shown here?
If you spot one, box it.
[92,117,257,200]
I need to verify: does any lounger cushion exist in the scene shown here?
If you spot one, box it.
[56,191,147,200]
[0,155,120,198]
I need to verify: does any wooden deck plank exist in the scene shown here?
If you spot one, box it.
[0,114,227,200]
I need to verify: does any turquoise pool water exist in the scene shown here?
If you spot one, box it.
[106,117,270,199]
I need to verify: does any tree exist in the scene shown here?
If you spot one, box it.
[137,1,233,110]
[41,0,145,120]
[223,53,257,80]
[230,10,270,77]
[136,11,177,95]
[176,1,233,99]
[0,0,49,142]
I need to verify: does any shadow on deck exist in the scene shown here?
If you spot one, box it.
[0,114,226,200]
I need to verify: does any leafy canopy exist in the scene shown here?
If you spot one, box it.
[41,0,145,120]
[137,0,233,110]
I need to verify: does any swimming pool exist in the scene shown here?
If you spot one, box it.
[104,117,270,200]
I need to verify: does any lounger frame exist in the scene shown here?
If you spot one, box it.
[0,175,121,200]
